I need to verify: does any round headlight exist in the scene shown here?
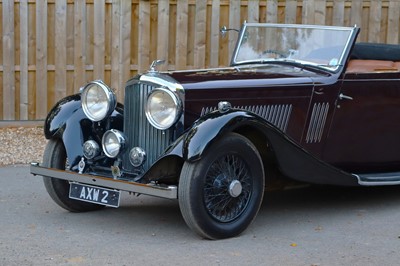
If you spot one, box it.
[81,81,116,122]
[145,88,181,130]
[102,129,125,158]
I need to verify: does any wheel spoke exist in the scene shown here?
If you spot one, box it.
[203,153,253,223]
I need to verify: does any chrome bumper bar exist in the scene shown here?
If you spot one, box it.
[30,162,178,199]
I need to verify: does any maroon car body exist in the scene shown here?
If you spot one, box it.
[31,23,400,239]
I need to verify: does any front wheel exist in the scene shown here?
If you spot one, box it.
[42,139,105,212]
[178,133,265,239]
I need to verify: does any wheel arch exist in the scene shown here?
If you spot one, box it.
[144,109,359,186]
[232,124,284,188]
[44,94,124,168]
[176,109,359,186]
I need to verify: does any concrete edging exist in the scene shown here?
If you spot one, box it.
[0,120,45,128]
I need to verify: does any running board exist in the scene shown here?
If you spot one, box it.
[30,162,178,199]
[354,172,400,186]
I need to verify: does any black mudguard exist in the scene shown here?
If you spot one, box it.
[158,109,359,186]
[44,94,124,168]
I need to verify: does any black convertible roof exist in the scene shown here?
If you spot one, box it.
[351,42,400,61]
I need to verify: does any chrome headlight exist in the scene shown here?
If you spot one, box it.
[102,129,125,158]
[83,140,100,159]
[145,88,181,130]
[81,81,116,122]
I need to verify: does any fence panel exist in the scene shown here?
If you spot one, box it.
[1,0,400,120]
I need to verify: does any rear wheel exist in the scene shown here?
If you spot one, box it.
[42,139,105,212]
[179,133,265,239]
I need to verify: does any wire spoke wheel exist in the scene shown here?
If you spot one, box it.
[204,154,252,222]
[179,133,264,239]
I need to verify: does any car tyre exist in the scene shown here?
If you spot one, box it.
[179,133,265,239]
[42,139,105,212]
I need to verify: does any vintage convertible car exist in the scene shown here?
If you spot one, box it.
[31,23,400,239]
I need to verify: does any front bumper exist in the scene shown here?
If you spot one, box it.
[30,163,178,199]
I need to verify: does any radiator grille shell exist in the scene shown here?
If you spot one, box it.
[123,82,173,173]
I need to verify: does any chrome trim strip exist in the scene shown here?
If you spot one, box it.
[306,102,329,143]
[30,163,178,199]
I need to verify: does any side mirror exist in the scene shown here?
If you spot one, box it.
[220,26,228,38]
[220,26,239,38]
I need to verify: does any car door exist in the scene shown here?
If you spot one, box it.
[300,77,343,159]
[323,71,400,173]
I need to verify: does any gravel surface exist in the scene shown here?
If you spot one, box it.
[0,127,47,166]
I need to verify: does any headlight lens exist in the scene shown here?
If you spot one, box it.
[102,129,125,158]
[81,81,116,122]
[145,88,181,130]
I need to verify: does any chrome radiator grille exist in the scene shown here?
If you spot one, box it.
[123,82,172,172]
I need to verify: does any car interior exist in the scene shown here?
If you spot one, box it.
[346,42,400,73]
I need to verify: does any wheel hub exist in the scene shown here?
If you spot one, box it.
[228,180,242,198]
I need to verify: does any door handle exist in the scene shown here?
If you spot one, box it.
[339,93,353,101]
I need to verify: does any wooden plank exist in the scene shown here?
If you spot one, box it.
[138,0,150,73]
[194,0,207,68]
[368,0,382,43]
[302,0,315,24]
[93,0,105,81]
[55,0,67,102]
[2,0,16,119]
[186,3,195,67]
[157,0,170,70]
[111,0,121,91]
[266,0,278,23]
[19,0,29,119]
[104,0,113,84]
[138,1,150,72]
[74,0,86,93]
[228,0,240,57]
[285,0,297,24]
[119,0,131,98]
[86,2,94,78]
[315,0,326,25]
[176,0,188,69]
[387,0,400,44]
[47,2,55,109]
[210,0,220,67]
[332,0,345,26]
[36,0,47,119]
[350,0,363,27]
[28,1,36,119]
[247,0,259,23]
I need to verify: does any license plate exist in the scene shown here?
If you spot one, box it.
[69,182,120,208]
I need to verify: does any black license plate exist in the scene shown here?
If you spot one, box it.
[69,182,120,208]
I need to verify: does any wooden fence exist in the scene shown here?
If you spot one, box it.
[1,0,400,120]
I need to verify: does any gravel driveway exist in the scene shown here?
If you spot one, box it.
[0,127,47,166]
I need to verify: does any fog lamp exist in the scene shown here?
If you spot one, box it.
[82,140,100,159]
[102,129,125,158]
[129,147,146,167]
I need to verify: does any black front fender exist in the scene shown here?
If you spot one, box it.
[163,109,358,186]
[44,94,123,168]
[183,110,260,161]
